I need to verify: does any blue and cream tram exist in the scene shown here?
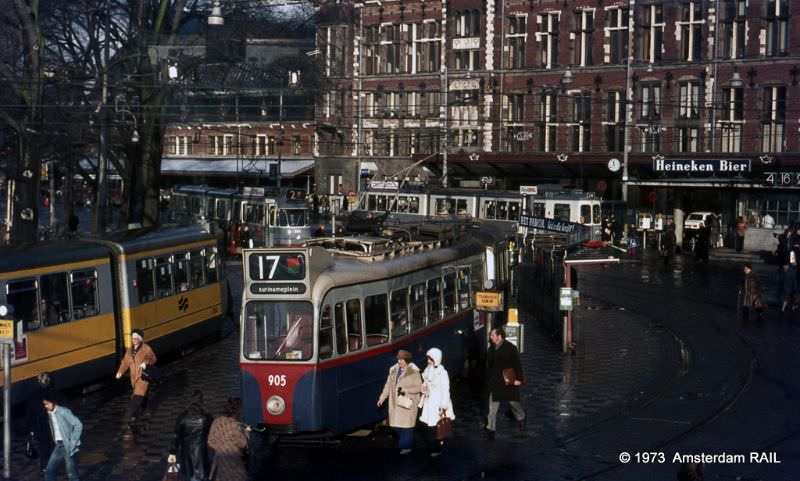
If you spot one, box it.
[524,189,603,240]
[239,223,511,435]
[0,225,229,403]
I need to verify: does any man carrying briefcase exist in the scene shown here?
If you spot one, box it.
[485,327,526,440]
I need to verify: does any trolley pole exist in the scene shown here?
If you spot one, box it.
[2,343,10,480]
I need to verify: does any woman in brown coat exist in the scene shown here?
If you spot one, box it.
[208,398,250,481]
[116,329,157,422]
[377,350,423,454]
[738,263,765,321]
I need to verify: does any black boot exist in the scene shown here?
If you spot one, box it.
[518,419,527,433]
[484,428,495,441]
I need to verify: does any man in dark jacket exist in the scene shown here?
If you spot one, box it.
[739,263,764,321]
[485,327,525,440]
[661,220,677,267]
[174,391,213,481]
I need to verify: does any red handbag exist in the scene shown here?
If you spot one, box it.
[436,416,453,440]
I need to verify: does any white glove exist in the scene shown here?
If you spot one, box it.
[140,363,147,369]
[115,373,121,379]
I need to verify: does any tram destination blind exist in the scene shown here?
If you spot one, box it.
[248,253,307,281]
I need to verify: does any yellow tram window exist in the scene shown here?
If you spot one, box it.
[390,288,409,340]
[364,294,389,347]
[70,269,98,319]
[40,272,69,325]
[189,250,205,288]
[155,256,174,299]
[136,259,155,303]
[7,279,39,332]
[175,254,190,293]
[206,248,219,284]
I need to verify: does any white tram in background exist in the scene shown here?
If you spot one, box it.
[358,186,602,239]
[239,222,512,435]
[170,185,312,247]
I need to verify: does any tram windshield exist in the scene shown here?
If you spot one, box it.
[277,209,307,227]
[243,301,314,361]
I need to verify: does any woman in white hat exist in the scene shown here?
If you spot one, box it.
[115,329,157,423]
[419,347,455,457]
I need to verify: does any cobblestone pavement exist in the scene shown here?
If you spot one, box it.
[5,248,800,480]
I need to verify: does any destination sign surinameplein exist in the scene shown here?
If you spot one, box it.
[653,159,750,173]
[250,283,307,295]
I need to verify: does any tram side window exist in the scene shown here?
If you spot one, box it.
[436,199,453,215]
[508,201,520,220]
[319,305,334,359]
[427,279,442,323]
[458,269,471,310]
[190,197,201,216]
[155,256,174,298]
[189,250,205,289]
[216,200,229,220]
[364,294,389,346]
[70,269,98,319]
[242,301,313,361]
[367,195,377,211]
[409,197,420,214]
[554,203,571,222]
[175,254,190,292]
[334,302,347,355]
[531,202,545,217]
[390,288,409,339]
[496,201,508,220]
[580,205,591,224]
[457,199,468,215]
[592,204,601,225]
[376,195,387,212]
[410,283,426,331]
[136,259,155,303]
[206,248,219,284]
[346,299,363,351]
[443,273,457,316]
[485,201,496,219]
[40,272,69,325]
[8,279,40,332]
[397,197,409,213]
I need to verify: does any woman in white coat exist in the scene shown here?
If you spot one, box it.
[419,347,455,457]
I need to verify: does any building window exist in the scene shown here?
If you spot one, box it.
[364,130,374,156]
[454,10,480,37]
[292,135,302,155]
[267,136,276,155]
[678,2,704,61]
[719,87,744,153]
[208,135,224,156]
[574,10,594,67]
[255,135,267,156]
[605,91,625,152]
[720,0,747,59]
[454,50,480,71]
[641,5,664,63]
[503,94,525,152]
[766,0,789,57]
[407,91,420,117]
[640,84,661,120]
[762,86,786,152]
[607,7,629,65]
[536,13,559,69]
[639,84,661,153]
[414,21,440,73]
[677,127,699,153]
[167,136,192,156]
[381,24,401,74]
[570,94,591,152]
[364,26,379,75]
[678,82,701,119]
[537,92,557,152]
[506,15,527,69]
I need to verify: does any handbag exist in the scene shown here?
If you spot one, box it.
[25,434,38,460]
[142,364,160,383]
[502,368,516,385]
[435,416,453,440]
[396,394,413,410]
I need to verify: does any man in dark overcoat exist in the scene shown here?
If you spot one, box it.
[739,262,765,321]
[485,327,526,440]
[660,219,677,267]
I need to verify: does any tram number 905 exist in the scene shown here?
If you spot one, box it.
[267,374,287,386]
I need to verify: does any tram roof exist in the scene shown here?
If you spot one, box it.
[84,225,218,255]
[0,239,110,273]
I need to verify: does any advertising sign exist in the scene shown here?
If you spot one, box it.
[518,215,578,234]
[476,291,504,311]
[652,158,750,173]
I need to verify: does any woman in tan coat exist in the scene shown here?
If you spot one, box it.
[208,397,250,481]
[377,350,422,454]
[115,329,157,422]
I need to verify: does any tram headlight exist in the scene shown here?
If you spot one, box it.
[266,395,286,415]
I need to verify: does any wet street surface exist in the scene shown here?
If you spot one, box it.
[5,248,800,480]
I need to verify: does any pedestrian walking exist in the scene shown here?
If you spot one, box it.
[738,263,765,321]
[161,449,185,481]
[735,216,747,253]
[174,390,213,481]
[779,263,798,315]
[485,327,526,440]
[418,348,455,458]
[377,350,423,454]
[207,397,250,481]
[695,224,710,263]
[660,219,677,267]
[626,228,639,256]
[25,373,56,472]
[42,391,83,481]
[601,217,612,243]
[115,329,157,423]
[776,229,793,267]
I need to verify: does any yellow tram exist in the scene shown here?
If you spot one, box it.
[0,225,229,403]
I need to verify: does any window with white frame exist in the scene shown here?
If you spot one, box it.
[605,91,625,152]
[506,16,527,69]
[678,82,700,119]
[454,10,480,37]
[642,5,664,63]
[454,50,481,71]
[255,134,267,156]
[607,7,629,65]
[678,2,704,62]
[762,86,786,152]
[641,84,661,120]
[570,93,591,152]
[639,83,661,153]
[407,91,420,117]
[208,135,224,156]
[267,136,276,155]
[168,136,192,156]
[503,94,526,152]
[574,10,594,67]
[720,0,747,59]
[766,0,789,57]
[677,127,699,153]
[364,130,374,156]
[363,26,379,75]
[381,24,401,74]
[538,91,557,152]
[364,92,375,117]
[719,87,743,153]
[414,21,440,73]
[536,13,559,69]
[292,135,302,155]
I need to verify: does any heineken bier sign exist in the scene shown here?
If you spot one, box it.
[653,158,750,173]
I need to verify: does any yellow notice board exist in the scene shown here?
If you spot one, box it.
[476,291,504,311]
[0,320,14,341]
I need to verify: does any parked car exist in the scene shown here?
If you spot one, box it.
[684,212,723,249]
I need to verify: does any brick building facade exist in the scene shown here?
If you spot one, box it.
[316,0,800,227]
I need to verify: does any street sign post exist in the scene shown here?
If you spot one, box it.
[0,304,13,480]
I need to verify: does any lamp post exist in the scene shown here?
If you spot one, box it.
[621,0,634,203]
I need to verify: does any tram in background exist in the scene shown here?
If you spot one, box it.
[239,222,512,436]
[524,188,603,240]
[0,225,229,403]
[170,185,312,247]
